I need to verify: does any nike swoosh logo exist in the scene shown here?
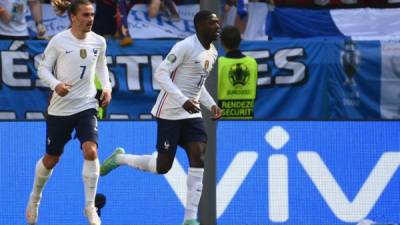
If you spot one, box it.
[65,51,72,54]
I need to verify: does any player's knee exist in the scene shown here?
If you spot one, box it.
[43,154,60,169]
[156,163,172,174]
[82,141,98,160]
[189,152,205,168]
[188,145,206,167]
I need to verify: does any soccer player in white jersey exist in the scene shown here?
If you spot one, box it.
[100,10,222,225]
[25,0,111,225]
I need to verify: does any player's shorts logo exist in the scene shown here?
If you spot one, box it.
[80,49,87,59]
[163,140,170,150]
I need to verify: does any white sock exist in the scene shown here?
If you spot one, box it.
[184,167,204,221]
[115,154,157,173]
[82,159,100,208]
[30,157,53,203]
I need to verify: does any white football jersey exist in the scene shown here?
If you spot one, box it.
[38,29,111,116]
[151,35,218,120]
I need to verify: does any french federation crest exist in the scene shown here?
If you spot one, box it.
[93,48,98,56]
[80,49,87,59]
[204,60,210,71]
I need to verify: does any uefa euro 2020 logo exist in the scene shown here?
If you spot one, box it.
[228,63,250,87]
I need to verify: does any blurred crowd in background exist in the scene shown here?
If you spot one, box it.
[1,0,400,43]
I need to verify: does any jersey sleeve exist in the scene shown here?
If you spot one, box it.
[200,85,216,111]
[95,38,111,91]
[37,38,61,90]
[154,41,189,106]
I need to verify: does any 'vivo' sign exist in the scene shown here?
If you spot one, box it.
[0,121,398,225]
[217,121,400,225]
[208,121,400,225]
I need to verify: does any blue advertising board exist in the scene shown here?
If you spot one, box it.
[216,121,399,225]
[0,121,398,224]
[1,39,400,120]
[0,121,190,225]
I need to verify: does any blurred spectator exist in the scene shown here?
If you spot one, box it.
[222,0,268,35]
[218,26,258,119]
[92,0,117,38]
[242,1,269,40]
[163,0,180,21]
[175,0,198,4]
[222,0,248,33]
[92,0,181,46]
[272,0,400,7]
[51,0,131,46]
[148,0,180,22]
[313,0,329,5]
[314,0,357,6]
[0,0,46,40]
[115,0,134,46]
[148,0,161,17]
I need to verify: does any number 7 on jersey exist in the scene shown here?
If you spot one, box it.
[80,66,87,79]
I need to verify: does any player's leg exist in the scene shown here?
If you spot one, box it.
[75,109,101,225]
[81,141,101,225]
[100,118,180,175]
[181,118,208,225]
[25,154,56,225]
[26,114,74,224]
[182,142,206,225]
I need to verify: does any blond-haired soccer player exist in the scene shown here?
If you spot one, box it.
[25,0,111,224]
[100,10,222,225]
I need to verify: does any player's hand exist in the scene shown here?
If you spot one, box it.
[211,105,222,120]
[183,99,201,114]
[54,83,72,97]
[100,88,112,107]
[36,23,46,39]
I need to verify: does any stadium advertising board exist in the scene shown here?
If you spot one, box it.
[1,39,399,119]
[0,121,398,224]
[216,121,399,225]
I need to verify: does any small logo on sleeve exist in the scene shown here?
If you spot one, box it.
[167,54,177,63]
